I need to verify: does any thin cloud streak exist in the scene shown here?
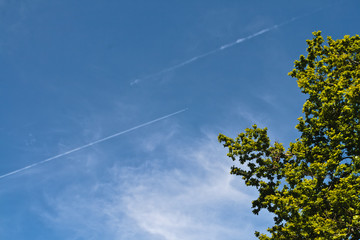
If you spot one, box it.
[130,16,299,85]
[0,108,188,180]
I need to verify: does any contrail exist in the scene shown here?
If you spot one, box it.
[130,17,297,85]
[0,108,188,180]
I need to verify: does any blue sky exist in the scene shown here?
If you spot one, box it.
[0,0,359,239]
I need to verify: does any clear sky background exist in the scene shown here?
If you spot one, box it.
[1,0,359,239]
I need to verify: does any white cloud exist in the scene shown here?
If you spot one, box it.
[39,130,273,240]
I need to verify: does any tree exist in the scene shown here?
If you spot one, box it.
[218,31,360,239]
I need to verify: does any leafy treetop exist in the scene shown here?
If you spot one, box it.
[218,31,360,239]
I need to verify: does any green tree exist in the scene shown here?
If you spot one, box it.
[218,31,360,239]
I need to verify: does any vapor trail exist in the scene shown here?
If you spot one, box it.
[130,16,298,85]
[0,108,188,180]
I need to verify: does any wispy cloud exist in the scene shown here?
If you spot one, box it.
[39,131,273,240]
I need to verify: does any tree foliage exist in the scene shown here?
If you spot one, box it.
[218,31,360,239]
